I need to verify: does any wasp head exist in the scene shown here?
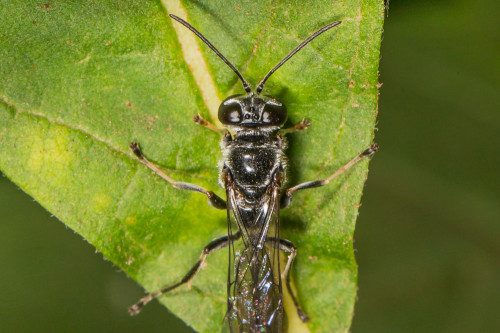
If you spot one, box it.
[218,93,287,129]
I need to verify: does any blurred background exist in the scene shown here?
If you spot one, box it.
[1,0,498,332]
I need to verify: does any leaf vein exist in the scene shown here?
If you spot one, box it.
[0,96,213,183]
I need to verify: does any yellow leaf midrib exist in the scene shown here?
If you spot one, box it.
[161,0,221,123]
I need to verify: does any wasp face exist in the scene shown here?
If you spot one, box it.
[218,93,287,128]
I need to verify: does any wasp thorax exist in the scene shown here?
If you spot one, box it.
[218,93,287,128]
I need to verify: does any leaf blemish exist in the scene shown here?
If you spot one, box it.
[28,128,72,175]
[92,193,111,212]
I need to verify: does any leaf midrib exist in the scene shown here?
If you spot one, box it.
[161,0,221,121]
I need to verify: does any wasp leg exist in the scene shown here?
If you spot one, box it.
[266,237,309,322]
[281,143,378,208]
[278,238,310,322]
[129,142,226,209]
[280,118,311,135]
[129,232,240,316]
[193,114,225,134]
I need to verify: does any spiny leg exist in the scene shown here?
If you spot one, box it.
[129,142,226,209]
[129,232,240,316]
[280,118,311,135]
[281,143,378,208]
[193,114,225,134]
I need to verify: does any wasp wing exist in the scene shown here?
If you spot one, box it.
[224,178,283,333]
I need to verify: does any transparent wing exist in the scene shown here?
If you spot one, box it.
[224,179,283,332]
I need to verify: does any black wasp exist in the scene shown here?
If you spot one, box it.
[128,14,377,333]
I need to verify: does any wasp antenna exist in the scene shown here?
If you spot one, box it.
[256,21,342,94]
[169,14,252,94]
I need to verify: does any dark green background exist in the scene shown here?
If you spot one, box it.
[1,0,498,332]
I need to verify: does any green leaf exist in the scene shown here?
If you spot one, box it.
[0,1,384,332]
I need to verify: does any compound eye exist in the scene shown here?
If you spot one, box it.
[218,99,243,125]
[262,101,287,126]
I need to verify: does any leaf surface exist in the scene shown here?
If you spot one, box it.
[0,1,384,332]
